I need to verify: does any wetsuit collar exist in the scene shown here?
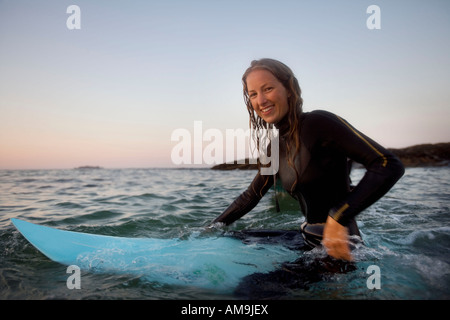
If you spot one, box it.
[275,113,291,138]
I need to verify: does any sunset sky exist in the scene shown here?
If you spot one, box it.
[1,0,449,169]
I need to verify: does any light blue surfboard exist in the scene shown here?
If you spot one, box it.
[11,218,298,290]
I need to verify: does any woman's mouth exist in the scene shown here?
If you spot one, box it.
[260,105,274,116]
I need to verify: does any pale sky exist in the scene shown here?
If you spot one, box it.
[0,0,449,169]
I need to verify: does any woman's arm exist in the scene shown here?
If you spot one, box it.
[305,110,405,225]
[304,111,405,260]
[212,172,274,226]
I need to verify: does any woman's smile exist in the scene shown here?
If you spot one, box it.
[260,105,274,115]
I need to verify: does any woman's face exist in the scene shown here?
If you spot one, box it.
[246,69,290,124]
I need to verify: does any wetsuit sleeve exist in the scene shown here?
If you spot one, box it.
[303,111,405,226]
[212,172,274,226]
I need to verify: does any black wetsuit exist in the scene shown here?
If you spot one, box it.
[213,110,405,246]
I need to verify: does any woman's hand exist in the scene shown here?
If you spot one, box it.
[322,216,353,261]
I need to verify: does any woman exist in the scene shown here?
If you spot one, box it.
[212,58,405,261]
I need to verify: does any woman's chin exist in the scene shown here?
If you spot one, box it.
[261,116,279,125]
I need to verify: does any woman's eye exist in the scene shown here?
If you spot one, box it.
[249,92,257,99]
[264,87,273,92]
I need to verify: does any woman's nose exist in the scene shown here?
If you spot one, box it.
[257,93,268,106]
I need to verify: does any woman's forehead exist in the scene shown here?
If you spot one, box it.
[246,69,279,89]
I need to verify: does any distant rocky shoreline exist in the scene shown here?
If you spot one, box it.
[387,143,450,168]
[211,142,450,170]
[74,166,103,170]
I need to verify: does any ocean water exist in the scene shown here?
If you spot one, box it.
[0,167,449,300]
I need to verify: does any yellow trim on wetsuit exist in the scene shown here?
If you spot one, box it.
[335,115,388,167]
[331,203,349,221]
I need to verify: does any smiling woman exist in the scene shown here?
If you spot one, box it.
[212,58,405,262]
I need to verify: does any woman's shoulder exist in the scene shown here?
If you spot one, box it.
[301,109,340,128]
[299,110,351,147]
